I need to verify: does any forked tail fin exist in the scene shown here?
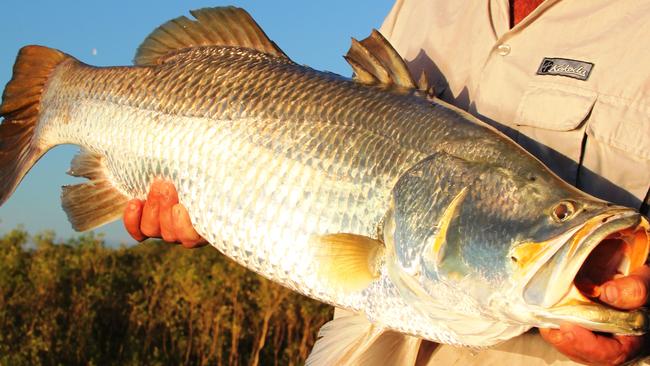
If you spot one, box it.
[0,45,70,206]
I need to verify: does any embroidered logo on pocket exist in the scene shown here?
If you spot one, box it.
[536,58,594,81]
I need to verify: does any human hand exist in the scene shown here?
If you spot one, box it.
[540,265,650,365]
[123,180,207,248]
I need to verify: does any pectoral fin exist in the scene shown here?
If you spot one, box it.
[311,233,384,292]
[430,187,468,265]
[306,312,422,366]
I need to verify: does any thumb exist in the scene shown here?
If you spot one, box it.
[599,265,650,310]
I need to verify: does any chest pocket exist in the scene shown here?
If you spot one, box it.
[516,82,597,131]
[580,96,650,211]
[512,82,596,187]
[513,82,649,211]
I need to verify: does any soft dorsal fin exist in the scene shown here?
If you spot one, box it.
[134,6,288,66]
[345,30,416,89]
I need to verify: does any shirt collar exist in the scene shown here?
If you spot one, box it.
[488,0,563,40]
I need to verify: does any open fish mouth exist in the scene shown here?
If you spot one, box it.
[526,210,649,334]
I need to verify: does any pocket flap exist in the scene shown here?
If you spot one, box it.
[516,82,597,131]
[587,96,650,160]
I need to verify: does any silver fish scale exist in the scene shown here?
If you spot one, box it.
[36,45,550,319]
[40,97,419,310]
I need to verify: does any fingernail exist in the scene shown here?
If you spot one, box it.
[149,201,158,211]
[160,185,171,198]
[562,330,574,342]
[172,205,181,218]
[129,202,139,211]
[547,331,564,344]
[603,284,619,303]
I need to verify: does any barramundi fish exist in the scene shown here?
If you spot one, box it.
[0,6,648,365]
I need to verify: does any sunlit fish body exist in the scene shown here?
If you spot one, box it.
[0,7,648,365]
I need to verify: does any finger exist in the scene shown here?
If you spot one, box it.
[611,334,647,365]
[171,204,207,248]
[140,184,163,238]
[157,181,179,243]
[123,199,147,241]
[541,324,644,365]
[540,327,589,364]
[599,265,650,310]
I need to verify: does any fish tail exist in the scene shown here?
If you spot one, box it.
[0,45,71,206]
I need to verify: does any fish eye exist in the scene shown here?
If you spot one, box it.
[551,201,576,223]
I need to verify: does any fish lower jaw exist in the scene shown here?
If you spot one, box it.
[522,286,648,335]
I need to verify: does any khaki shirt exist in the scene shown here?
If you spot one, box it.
[380,0,650,215]
[376,0,650,364]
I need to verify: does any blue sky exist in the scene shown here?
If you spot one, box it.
[0,0,395,245]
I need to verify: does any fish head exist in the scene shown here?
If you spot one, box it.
[385,153,649,336]
[514,198,649,334]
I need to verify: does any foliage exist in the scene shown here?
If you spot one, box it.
[0,229,333,366]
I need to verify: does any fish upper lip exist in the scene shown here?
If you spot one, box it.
[525,210,642,306]
[537,210,650,334]
[560,210,644,294]
[566,210,639,263]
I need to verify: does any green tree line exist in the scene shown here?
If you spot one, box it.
[0,229,333,366]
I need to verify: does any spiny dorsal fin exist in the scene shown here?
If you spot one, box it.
[62,150,130,231]
[344,56,379,85]
[345,30,415,90]
[134,6,288,66]
[417,71,429,92]
[415,70,437,101]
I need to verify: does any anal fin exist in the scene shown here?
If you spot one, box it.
[62,150,129,231]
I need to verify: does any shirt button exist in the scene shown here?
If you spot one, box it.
[496,44,511,56]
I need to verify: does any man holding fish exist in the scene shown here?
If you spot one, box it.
[124,0,649,365]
